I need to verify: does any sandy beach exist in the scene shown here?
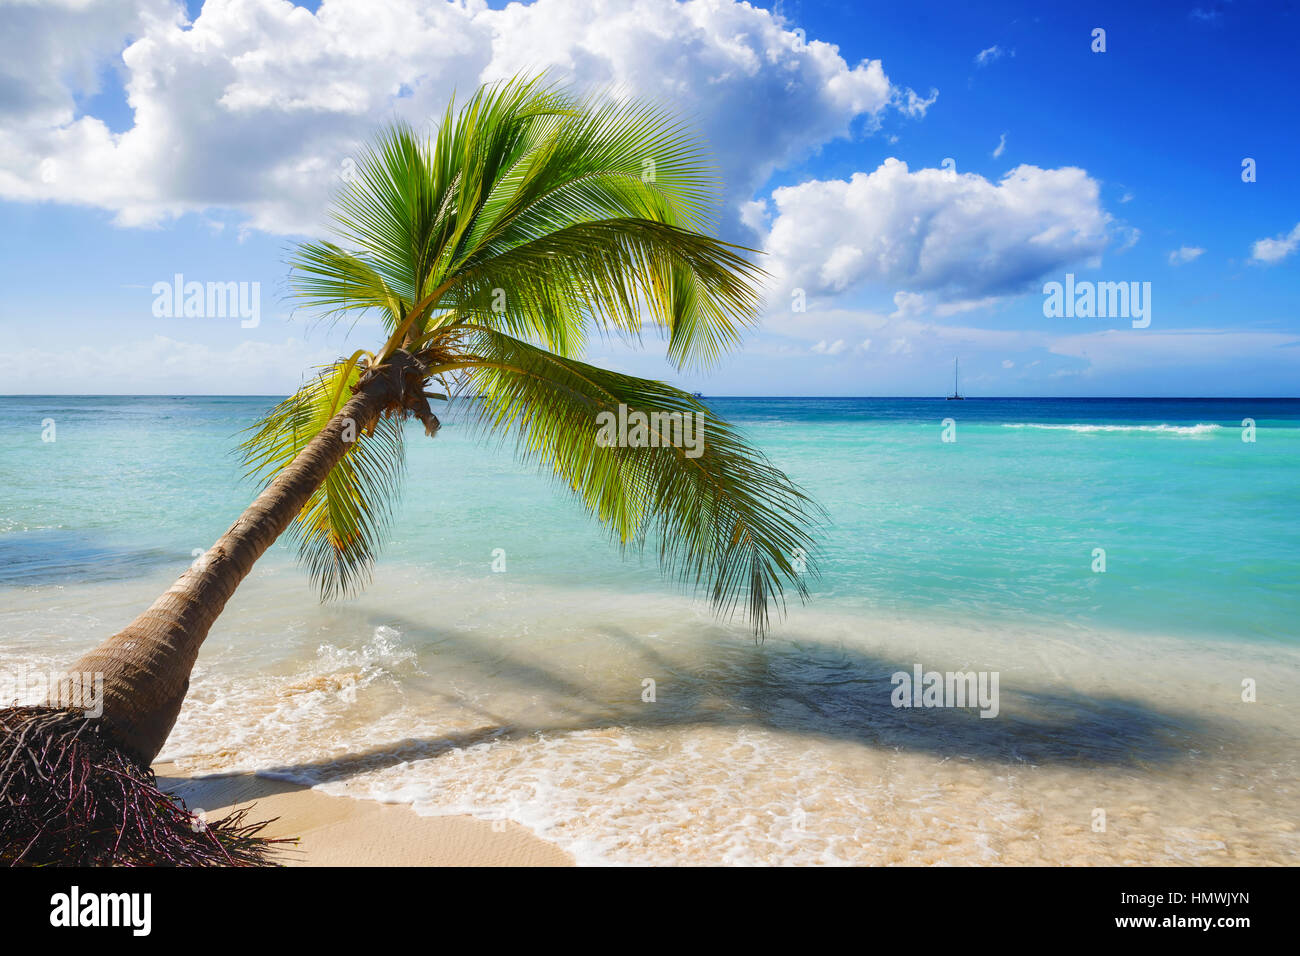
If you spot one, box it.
[6,397,1298,865]
[156,763,573,867]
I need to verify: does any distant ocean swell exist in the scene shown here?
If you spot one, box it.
[1001,422,1224,435]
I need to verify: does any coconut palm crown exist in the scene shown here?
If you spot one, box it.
[57,74,820,766]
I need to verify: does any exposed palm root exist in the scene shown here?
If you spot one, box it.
[1,705,288,866]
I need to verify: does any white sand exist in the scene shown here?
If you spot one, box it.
[156,762,573,866]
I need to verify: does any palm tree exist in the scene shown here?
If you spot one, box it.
[55,75,819,768]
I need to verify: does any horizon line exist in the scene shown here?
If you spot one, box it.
[4,394,1300,401]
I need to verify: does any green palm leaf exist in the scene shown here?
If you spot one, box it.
[440,325,821,635]
[256,73,822,637]
[239,360,406,598]
[438,217,764,360]
[309,75,763,368]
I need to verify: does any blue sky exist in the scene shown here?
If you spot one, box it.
[1,0,1296,395]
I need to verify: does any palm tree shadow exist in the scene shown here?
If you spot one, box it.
[164,611,1222,800]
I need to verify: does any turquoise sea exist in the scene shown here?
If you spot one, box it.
[3,395,1296,640]
[2,395,1298,864]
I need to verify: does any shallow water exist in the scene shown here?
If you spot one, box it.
[1,396,1297,864]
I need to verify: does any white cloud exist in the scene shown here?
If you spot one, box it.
[974,45,1009,66]
[810,338,846,355]
[1114,225,1141,252]
[889,291,1000,319]
[0,0,177,126]
[896,86,938,117]
[738,198,770,233]
[1250,222,1300,264]
[1048,328,1300,375]
[764,305,1300,390]
[0,335,339,394]
[762,159,1112,309]
[992,132,1006,158]
[934,296,1001,317]
[0,0,921,236]
[1168,245,1205,265]
[889,291,925,318]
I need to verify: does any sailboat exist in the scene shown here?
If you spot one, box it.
[946,358,965,400]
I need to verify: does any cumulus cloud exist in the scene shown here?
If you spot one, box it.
[0,0,919,236]
[762,158,1112,310]
[0,0,176,126]
[1250,223,1300,264]
[1168,245,1205,265]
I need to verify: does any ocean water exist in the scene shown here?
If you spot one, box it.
[1,395,1298,864]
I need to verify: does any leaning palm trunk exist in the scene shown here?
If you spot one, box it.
[31,75,819,814]
[55,357,426,764]
[11,76,817,867]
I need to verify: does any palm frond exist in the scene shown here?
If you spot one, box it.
[328,123,437,309]
[238,362,406,598]
[440,217,764,363]
[443,326,821,636]
[289,241,408,333]
[459,91,717,256]
[299,75,764,368]
[272,75,818,631]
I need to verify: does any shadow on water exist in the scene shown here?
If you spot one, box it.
[159,610,1224,804]
[0,531,179,586]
